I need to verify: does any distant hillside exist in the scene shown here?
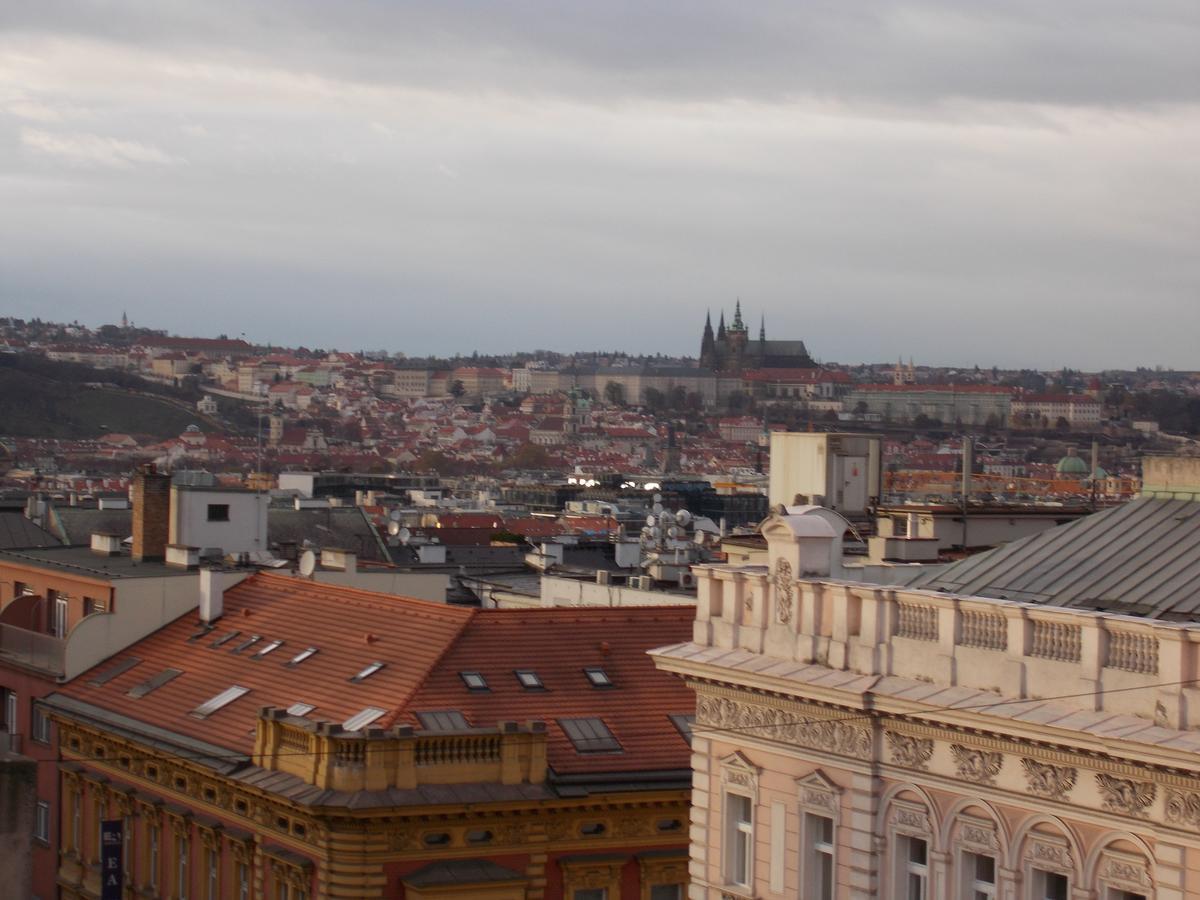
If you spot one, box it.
[0,365,208,439]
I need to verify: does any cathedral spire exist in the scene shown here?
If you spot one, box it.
[759,314,766,342]
[717,310,726,342]
[700,309,716,365]
[732,299,745,331]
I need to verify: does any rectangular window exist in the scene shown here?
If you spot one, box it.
[805,813,835,900]
[649,887,682,900]
[963,851,996,900]
[71,790,81,853]
[149,824,160,890]
[32,705,51,743]
[1031,870,1069,900]
[34,800,49,842]
[207,504,230,522]
[1108,892,1146,900]
[123,815,133,880]
[573,890,606,900]
[53,593,69,638]
[13,580,27,598]
[897,835,927,900]
[177,834,189,899]
[724,793,753,888]
[83,595,107,616]
[238,862,250,900]
[3,689,16,734]
[94,798,103,862]
[206,847,219,900]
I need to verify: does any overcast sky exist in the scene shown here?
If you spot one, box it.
[1,2,1197,368]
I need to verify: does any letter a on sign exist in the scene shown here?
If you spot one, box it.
[101,819,124,900]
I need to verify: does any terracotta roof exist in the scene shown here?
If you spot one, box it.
[61,573,694,775]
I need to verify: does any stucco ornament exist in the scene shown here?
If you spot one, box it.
[1020,758,1077,801]
[885,731,934,771]
[1096,773,1156,817]
[697,694,871,759]
[1165,789,1200,827]
[950,744,1004,785]
[773,558,794,624]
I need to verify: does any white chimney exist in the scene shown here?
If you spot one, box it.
[166,544,200,570]
[199,568,225,623]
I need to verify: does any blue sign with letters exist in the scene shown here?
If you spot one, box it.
[100,818,123,900]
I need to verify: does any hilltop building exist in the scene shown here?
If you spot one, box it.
[699,302,816,373]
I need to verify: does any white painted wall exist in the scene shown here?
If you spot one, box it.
[310,570,448,603]
[169,488,269,556]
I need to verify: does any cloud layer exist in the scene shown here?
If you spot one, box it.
[1,2,1197,366]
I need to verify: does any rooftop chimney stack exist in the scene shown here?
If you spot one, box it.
[199,568,225,623]
[131,463,171,562]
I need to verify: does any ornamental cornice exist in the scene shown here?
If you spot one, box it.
[696,692,872,760]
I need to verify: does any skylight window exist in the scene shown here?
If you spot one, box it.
[416,710,470,731]
[669,713,695,746]
[350,661,385,683]
[286,702,315,717]
[88,656,141,686]
[187,625,214,643]
[191,685,249,719]
[127,668,183,699]
[251,639,284,659]
[583,667,614,688]
[558,717,622,753]
[343,707,387,731]
[209,630,240,649]
[460,671,489,691]
[285,647,318,668]
[231,635,262,654]
[514,670,543,690]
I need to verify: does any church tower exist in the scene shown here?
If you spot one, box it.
[700,311,716,368]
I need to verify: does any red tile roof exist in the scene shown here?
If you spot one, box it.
[62,573,693,775]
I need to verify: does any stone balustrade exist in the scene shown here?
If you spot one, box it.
[692,563,1200,730]
[253,709,548,792]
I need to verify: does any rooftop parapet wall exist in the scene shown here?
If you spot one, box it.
[254,709,549,792]
[692,563,1200,730]
[1142,456,1200,499]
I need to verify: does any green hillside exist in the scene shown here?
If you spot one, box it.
[0,367,207,439]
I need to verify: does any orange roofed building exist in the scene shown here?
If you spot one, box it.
[42,572,694,900]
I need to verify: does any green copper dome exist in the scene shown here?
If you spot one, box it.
[1056,452,1090,476]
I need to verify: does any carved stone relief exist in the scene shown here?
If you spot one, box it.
[1165,789,1200,828]
[950,744,1004,786]
[1095,773,1156,818]
[1020,758,1077,802]
[885,731,934,771]
[774,558,793,625]
[697,695,871,759]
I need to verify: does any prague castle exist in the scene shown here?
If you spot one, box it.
[699,300,816,372]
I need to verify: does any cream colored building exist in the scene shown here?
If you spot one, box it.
[653,460,1200,900]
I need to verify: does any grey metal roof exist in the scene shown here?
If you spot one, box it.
[266,506,389,562]
[910,498,1200,619]
[0,511,60,549]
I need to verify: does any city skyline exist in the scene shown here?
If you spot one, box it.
[2,2,1197,368]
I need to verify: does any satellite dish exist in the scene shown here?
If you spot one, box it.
[387,520,401,536]
[652,493,662,504]
[389,509,402,522]
[650,526,662,539]
[646,514,657,527]
[298,550,316,578]
[652,502,663,515]
[398,527,411,545]
[675,509,692,526]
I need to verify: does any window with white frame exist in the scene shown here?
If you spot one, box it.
[3,688,16,734]
[31,704,50,743]
[897,834,928,900]
[34,800,49,843]
[206,846,219,900]
[724,792,754,888]
[962,851,996,900]
[805,813,836,900]
[798,770,841,900]
[1031,868,1069,900]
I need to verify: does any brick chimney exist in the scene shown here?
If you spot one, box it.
[131,464,170,561]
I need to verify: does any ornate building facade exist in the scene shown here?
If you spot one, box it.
[653,493,1200,900]
[42,573,695,899]
[699,303,815,373]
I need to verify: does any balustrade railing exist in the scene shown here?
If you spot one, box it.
[896,602,938,642]
[960,609,1007,650]
[1029,620,1082,662]
[415,733,502,767]
[1105,630,1159,674]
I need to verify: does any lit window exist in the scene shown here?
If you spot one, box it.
[416,710,470,731]
[285,647,318,667]
[805,813,835,900]
[724,793,753,888]
[583,667,613,688]
[191,685,250,719]
[962,851,995,900]
[343,706,388,731]
[559,717,621,754]
[459,671,488,691]
[350,661,384,683]
[514,670,543,690]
